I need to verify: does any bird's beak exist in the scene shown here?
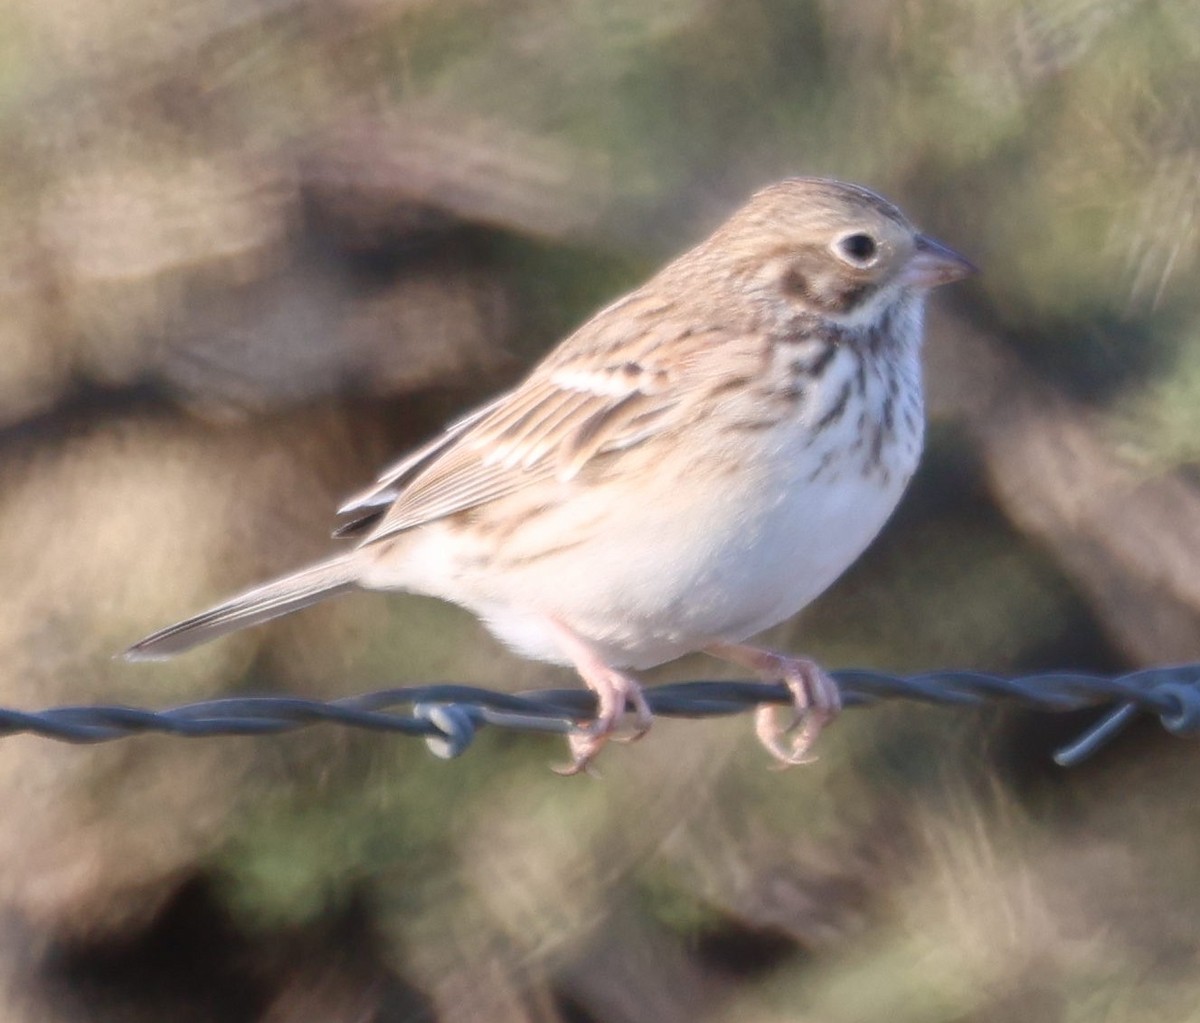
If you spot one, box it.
[899,234,978,289]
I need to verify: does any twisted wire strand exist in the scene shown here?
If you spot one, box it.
[1,665,1197,765]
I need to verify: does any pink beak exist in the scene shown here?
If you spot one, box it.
[900,234,977,290]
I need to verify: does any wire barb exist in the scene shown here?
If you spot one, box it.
[0,666,1195,763]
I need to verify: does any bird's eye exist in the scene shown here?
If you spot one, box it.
[835,232,878,266]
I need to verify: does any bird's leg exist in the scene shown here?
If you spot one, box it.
[547,620,653,775]
[706,643,842,766]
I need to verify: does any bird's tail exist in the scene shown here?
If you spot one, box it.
[123,554,360,661]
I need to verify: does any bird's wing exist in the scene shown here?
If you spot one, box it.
[338,345,690,546]
[335,396,507,520]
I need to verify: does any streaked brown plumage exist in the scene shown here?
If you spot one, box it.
[126,178,975,772]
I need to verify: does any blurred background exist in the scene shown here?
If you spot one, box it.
[1,0,1198,1019]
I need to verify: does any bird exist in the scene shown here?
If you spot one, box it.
[125,177,976,773]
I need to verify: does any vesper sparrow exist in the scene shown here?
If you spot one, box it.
[127,178,975,772]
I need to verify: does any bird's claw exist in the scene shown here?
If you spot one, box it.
[752,655,841,767]
[553,670,652,774]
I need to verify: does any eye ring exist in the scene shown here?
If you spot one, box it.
[834,232,879,267]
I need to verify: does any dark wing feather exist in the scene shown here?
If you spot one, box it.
[349,359,683,546]
[336,396,508,519]
[334,275,747,546]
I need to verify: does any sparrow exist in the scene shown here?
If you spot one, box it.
[126,177,975,772]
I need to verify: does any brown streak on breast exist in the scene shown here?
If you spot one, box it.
[815,380,851,431]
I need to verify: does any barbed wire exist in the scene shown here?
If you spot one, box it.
[1,665,1198,765]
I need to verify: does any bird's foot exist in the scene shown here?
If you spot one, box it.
[555,668,652,776]
[707,644,842,766]
[548,619,654,775]
[753,655,840,766]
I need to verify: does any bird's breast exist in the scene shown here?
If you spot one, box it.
[380,338,924,670]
